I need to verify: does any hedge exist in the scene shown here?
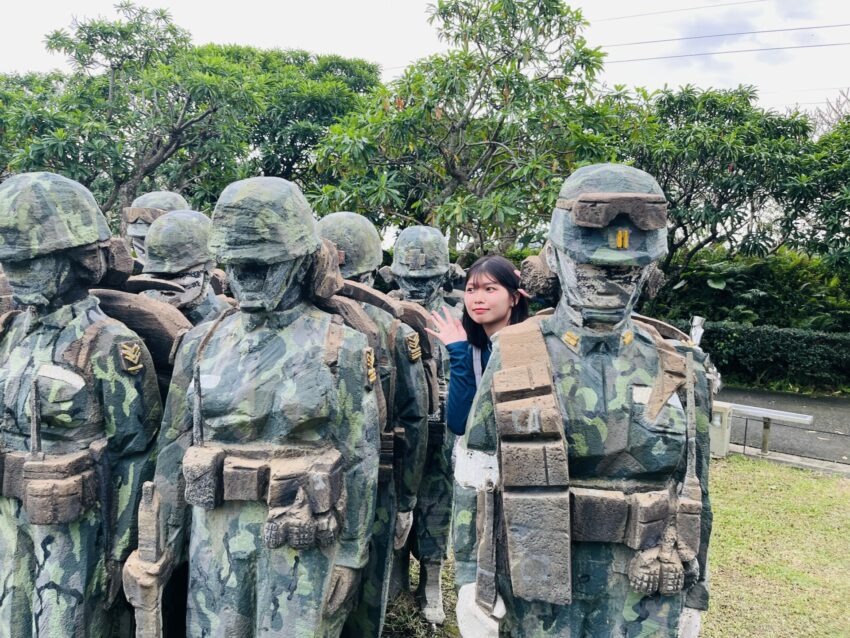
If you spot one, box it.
[696,322,850,391]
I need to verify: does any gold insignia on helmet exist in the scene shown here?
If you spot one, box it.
[119,341,144,374]
[406,332,422,362]
[365,347,378,388]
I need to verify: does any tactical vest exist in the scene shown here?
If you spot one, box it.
[477,317,703,608]
[0,309,116,526]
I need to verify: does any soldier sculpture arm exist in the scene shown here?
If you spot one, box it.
[679,343,714,611]
[392,322,430,513]
[332,329,381,570]
[90,326,163,582]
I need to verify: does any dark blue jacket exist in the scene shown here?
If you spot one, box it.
[445,340,491,435]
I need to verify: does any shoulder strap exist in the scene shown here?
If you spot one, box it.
[632,313,691,343]
[61,317,125,373]
[632,319,687,422]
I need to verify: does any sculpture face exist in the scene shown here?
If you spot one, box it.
[3,253,75,308]
[396,274,444,304]
[549,244,647,327]
[144,270,207,309]
[227,258,302,313]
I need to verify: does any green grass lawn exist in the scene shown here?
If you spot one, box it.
[383,455,850,637]
[703,455,850,638]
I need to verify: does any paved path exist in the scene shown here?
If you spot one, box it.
[718,388,850,465]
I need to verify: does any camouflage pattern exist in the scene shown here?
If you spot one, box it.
[454,311,713,636]
[0,172,110,261]
[344,302,430,637]
[317,212,431,636]
[390,226,450,279]
[151,303,379,636]
[137,176,380,637]
[392,281,458,577]
[130,191,189,212]
[143,210,214,274]
[0,295,162,637]
[549,163,668,267]
[141,209,229,326]
[454,164,712,637]
[210,177,321,264]
[316,213,382,280]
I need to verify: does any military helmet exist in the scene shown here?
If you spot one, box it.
[131,191,190,212]
[391,225,450,278]
[316,212,382,279]
[210,177,321,264]
[549,163,668,267]
[0,171,111,261]
[143,210,213,274]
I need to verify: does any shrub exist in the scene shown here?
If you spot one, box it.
[698,322,850,391]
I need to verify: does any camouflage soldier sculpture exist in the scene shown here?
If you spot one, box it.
[390,225,457,625]
[0,172,163,637]
[140,210,230,325]
[121,191,190,267]
[454,164,713,637]
[317,212,430,637]
[123,177,380,637]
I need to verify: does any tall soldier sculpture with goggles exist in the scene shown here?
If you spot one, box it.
[454,164,713,637]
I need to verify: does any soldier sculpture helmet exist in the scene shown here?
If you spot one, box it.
[131,190,190,212]
[316,212,382,279]
[144,210,214,274]
[391,226,450,279]
[0,171,111,261]
[210,177,320,264]
[549,163,668,267]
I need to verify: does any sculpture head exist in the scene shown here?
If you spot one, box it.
[122,191,190,262]
[316,211,382,286]
[546,163,668,328]
[143,209,215,309]
[0,172,111,309]
[211,177,320,313]
[390,225,450,304]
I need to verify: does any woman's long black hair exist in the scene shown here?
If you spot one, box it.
[461,255,529,350]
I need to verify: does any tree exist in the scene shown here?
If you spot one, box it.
[313,0,607,254]
[608,86,815,281]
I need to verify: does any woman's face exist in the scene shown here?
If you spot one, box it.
[464,273,515,329]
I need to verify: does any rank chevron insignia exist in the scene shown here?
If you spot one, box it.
[119,341,144,374]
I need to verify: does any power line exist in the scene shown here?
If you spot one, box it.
[608,41,850,64]
[602,23,850,48]
[594,0,769,23]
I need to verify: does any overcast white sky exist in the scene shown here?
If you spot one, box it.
[2,0,849,111]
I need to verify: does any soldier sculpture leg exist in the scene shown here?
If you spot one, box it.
[343,482,397,637]
[30,508,113,636]
[0,497,34,636]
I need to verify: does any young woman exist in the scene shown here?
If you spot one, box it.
[427,255,529,435]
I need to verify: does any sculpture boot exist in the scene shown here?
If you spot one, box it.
[417,560,446,625]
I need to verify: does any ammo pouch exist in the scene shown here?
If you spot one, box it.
[0,448,98,525]
[182,444,346,551]
[571,487,670,549]
[485,320,572,607]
